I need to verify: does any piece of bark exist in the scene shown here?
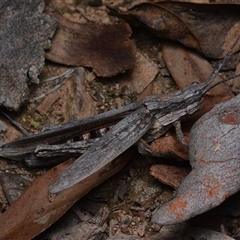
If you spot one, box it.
[46,9,137,77]
[0,0,57,110]
[152,94,240,225]
[150,165,190,189]
[148,132,189,161]
[0,149,133,239]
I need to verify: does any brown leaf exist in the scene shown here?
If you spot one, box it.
[115,2,240,58]
[162,42,230,94]
[0,0,57,110]
[150,165,190,189]
[0,149,133,239]
[46,9,137,77]
[152,94,240,225]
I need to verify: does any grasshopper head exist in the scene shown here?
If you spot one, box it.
[182,81,210,115]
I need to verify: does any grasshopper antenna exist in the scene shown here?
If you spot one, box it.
[207,73,240,91]
[207,35,240,84]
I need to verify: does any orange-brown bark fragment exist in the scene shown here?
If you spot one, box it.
[150,165,190,189]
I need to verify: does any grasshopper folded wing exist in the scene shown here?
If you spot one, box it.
[49,108,154,193]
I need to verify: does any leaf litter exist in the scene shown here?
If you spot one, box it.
[0,0,240,239]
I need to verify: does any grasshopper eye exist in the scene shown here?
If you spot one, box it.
[193,90,202,100]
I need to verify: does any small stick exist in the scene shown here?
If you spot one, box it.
[0,111,30,137]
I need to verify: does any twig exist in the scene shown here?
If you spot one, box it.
[1,111,30,136]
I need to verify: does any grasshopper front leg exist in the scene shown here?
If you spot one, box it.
[49,108,154,194]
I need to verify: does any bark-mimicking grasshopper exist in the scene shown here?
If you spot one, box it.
[0,36,240,193]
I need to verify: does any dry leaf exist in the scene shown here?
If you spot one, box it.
[46,9,137,77]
